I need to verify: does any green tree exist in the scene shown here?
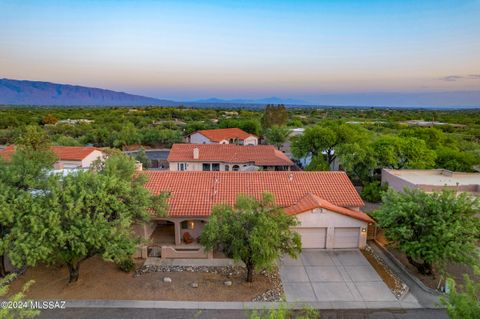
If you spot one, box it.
[54,135,82,146]
[291,121,369,168]
[374,189,480,275]
[7,155,168,283]
[435,147,479,172]
[201,193,301,282]
[372,135,436,169]
[219,119,261,136]
[4,126,57,190]
[0,128,56,276]
[135,147,151,169]
[0,274,39,319]
[336,140,377,183]
[265,126,290,149]
[441,267,480,319]
[261,105,288,129]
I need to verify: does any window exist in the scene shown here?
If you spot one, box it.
[178,163,187,171]
[202,163,211,171]
[212,163,220,171]
[225,165,229,171]
[232,165,240,171]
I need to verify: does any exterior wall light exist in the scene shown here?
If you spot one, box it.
[361,227,367,233]
[188,221,195,230]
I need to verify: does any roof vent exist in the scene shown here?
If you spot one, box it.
[288,173,294,181]
[193,146,199,160]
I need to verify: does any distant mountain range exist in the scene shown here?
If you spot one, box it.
[193,97,309,105]
[0,78,307,107]
[0,79,179,106]
[1,78,479,108]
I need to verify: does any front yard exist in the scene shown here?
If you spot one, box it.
[8,256,281,301]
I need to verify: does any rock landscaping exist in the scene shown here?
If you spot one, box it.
[135,264,283,301]
[362,245,409,299]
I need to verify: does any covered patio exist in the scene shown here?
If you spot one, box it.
[144,218,213,259]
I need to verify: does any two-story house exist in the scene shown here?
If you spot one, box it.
[167,144,294,171]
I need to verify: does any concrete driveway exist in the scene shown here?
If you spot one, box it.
[280,249,413,308]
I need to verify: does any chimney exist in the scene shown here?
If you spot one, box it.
[135,161,143,171]
[193,146,199,160]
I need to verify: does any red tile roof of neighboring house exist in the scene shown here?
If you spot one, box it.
[144,171,364,218]
[284,193,373,223]
[50,146,100,161]
[192,128,256,142]
[167,144,293,166]
[0,145,99,162]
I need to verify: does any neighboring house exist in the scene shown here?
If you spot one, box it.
[382,168,480,197]
[167,144,294,171]
[135,171,373,259]
[187,128,258,145]
[124,148,170,170]
[0,145,105,169]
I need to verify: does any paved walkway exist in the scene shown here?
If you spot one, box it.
[279,249,421,309]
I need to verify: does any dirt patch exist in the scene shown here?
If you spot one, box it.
[387,246,479,291]
[8,256,280,301]
[361,246,407,299]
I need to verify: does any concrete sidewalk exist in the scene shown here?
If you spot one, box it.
[62,299,424,310]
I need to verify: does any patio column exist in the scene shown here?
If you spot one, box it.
[174,220,181,245]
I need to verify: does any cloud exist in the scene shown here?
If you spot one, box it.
[440,74,480,81]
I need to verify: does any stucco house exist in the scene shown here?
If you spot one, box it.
[135,171,373,259]
[167,144,293,171]
[187,128,258,145]
[0,145,105,169]
[382,168,480,197]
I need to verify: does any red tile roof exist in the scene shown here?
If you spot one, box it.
[193,128,256,142]
[167,144,293,166]
[50,146,100,161]
[284,193,373,223]
[0,145,99,161]
[144,171,364,217]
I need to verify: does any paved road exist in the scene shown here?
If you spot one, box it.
[38,308,448,319]
[279,249,420,309]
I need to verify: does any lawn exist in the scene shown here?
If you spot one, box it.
[8,256,280,301]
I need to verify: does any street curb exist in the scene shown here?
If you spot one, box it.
[60,300,423,310]
[372,240,443,296]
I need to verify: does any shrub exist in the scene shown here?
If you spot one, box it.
[117,258,135,273]
[361,181,387,203]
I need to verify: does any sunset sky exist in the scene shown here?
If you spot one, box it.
[1,0,479,106]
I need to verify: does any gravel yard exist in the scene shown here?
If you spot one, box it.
[8,256,283,302]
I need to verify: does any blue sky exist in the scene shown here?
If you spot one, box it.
[1,0,479,106]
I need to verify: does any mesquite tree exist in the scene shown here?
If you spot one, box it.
[374,189,480,276]
[201,193,301,282]
[7,154,167,283]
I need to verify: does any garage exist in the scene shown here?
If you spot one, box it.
[333,227,360,248]
[296,227,327,249]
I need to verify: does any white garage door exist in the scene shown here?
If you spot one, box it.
[296,228,327,249]
[334,227,360,248]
